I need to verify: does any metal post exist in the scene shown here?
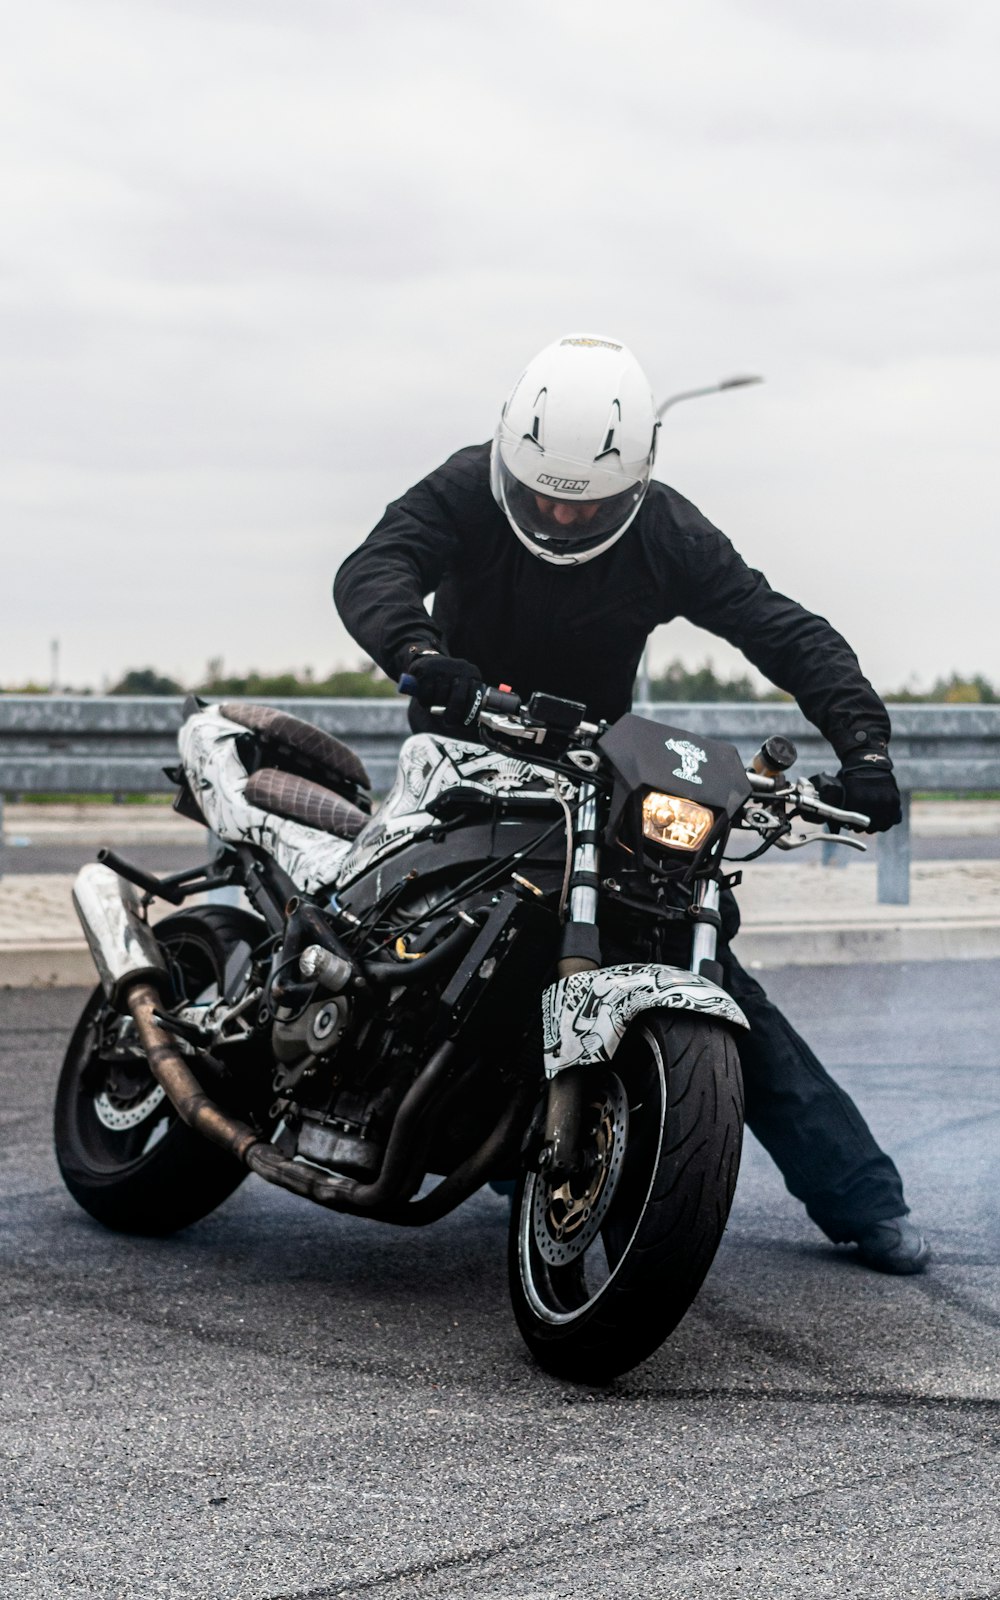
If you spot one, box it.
[635,646,652,707]
[877,790,911,906]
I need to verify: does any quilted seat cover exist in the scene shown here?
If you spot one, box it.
[243,768,368,839]
[221,702,371,792]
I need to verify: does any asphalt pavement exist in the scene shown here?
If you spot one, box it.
[2,963,998,1600]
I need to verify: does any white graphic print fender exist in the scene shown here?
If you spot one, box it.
[542,963,749,1078]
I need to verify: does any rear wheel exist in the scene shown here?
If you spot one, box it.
[54,905,268,1235]
[508,1012,743,1383]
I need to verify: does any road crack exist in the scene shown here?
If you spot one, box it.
[262,1500,649,1599]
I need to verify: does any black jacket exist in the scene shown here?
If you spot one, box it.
[334,443,890,757]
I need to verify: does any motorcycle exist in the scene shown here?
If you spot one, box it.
[54,683,868,1382]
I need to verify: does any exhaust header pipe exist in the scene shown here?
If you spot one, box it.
[72,862,168,1006]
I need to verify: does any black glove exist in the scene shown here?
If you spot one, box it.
[406,653,484,727]
[836,740,902,833]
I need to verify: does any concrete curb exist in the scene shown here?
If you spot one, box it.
[0,943,99,989]
[738,919,1000,969]
[4,920,1000,987]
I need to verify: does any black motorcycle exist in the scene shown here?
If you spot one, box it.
[54,684,867,1381]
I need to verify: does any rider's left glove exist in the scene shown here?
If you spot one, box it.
[407,652,484,728]
[837,739,902,833]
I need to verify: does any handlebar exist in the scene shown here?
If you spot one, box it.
[396,681,873,833]
[749,775,869,831]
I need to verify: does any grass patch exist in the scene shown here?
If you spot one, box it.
[912,791,1000,802]
[6,793,174,806]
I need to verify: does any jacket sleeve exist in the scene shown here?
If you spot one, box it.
[334,450,479,679]
[665,494,891,758]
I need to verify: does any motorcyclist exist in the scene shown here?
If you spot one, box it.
[334,332,929,1274]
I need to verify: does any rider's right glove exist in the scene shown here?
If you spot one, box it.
[406,652,484,728]
[836,738,902,833]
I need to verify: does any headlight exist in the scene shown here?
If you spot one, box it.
[641,790,714,852]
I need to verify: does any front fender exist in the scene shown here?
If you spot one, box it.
[542,962,749,1078]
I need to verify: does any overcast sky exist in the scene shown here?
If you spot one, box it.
[2,0,998,693]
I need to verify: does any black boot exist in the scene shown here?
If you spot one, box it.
[851,1216,930,1275]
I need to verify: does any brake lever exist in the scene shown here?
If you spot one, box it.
[775,831,867,854]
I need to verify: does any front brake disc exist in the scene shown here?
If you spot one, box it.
[530,1074,629,1266]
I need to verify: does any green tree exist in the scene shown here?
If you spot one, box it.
[647,657,779,702]
[884,673,999,704]
[195,662,396,699]
[109,668,186,695]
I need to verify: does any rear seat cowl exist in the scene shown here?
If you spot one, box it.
[220,702,371,793]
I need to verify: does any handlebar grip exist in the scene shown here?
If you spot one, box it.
[398,674,521,721]
[813,771,845,808]
[482,686,521,715]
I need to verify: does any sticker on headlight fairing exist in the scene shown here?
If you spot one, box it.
[665,738,707,785]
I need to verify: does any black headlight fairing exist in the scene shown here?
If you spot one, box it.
[597,714,753,844]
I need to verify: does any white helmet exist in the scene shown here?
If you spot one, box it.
[490,333,658,566]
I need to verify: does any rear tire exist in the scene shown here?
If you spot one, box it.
[508,1012,743,1383]
[54,905,268,1235]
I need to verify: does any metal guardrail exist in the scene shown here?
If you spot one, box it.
[2,696,998,905]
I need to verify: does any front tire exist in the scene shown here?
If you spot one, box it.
[54,905,268,1235]
[508,1012,743,1383]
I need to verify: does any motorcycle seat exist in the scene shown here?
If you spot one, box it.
[221,702,371,795]
[243,768,368,839]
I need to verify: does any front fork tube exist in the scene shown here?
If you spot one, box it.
[543,844,726,1177]
[542,1066,588,1178]
[557,781,601,979]
[545,783,601,1175]
[690,877,723,984]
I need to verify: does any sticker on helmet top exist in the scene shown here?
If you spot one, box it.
[560,338,622,351]
[537,474,590,493]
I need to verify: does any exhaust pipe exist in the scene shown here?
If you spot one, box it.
[72,862,169,1007]
[71,862,259,1161]
[126,981,262,1163]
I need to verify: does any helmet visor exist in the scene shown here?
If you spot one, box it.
[496,457,647,556]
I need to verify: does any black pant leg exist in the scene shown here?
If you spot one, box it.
[721,946,907,1241]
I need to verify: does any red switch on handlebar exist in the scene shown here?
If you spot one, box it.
[498,683,512,693]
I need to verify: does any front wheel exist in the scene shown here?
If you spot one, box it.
[508,1012,743,1383]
